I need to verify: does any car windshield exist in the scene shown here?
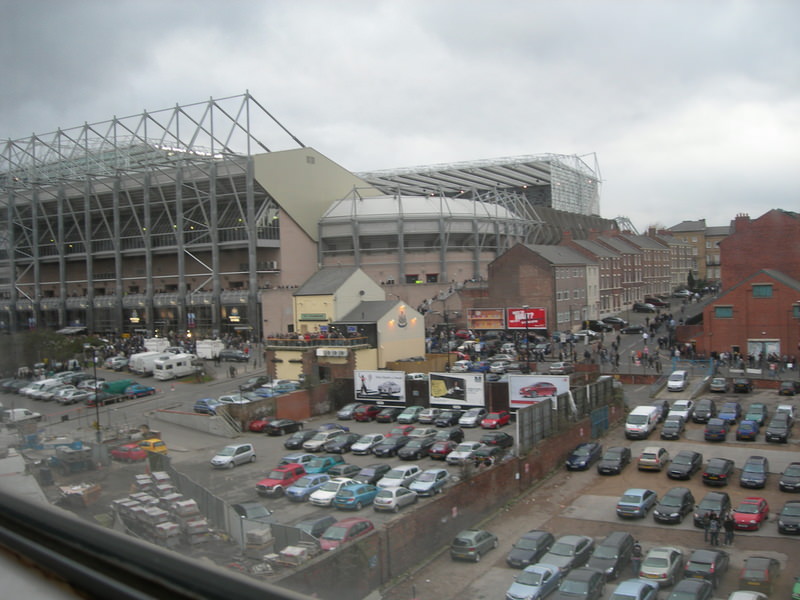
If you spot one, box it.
[782,505,800,516]
[592,545,618,559]
[604,449,623,459]
[417,472,437,482]
[293,477,314,488]
[574,447,591,457]
[744,464,765,473]
[516,570,544,586]
[385,470,404,480]
[742,569,767,580]
[358,435,374,443]
[455,443,474,452]
[405,440,424,448]
[311,433,328,441]
[217,447,236,456]
[308,459,327,469]
[321,526,347,541]
[660,496,682,508]
[549,542,576,556]
[643,556,668,568]
[736,504,760,514]
[375,490,393,499]
[560,581,589,594]
[621,494,642,504]
[687,560,712,572]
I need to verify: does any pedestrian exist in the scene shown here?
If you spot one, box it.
[631,541,642,576]
[702,512,711,542]
[708,513,720,546]
[228,365,234,378]
[723,513,735,546]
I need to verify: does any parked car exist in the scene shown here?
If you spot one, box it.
[540,535,595,571]
[332,483,379,510]
[660,415,685,440]
[450,528,498,562]
[683,548,730,589]
[736,420,760,441]
[776,499,800,534]
[505,563,561,600]
[264,419,304,436]
[703,418,729,441]
[765,413,793,443]
[506,529,555,569]
[372,435,412,457]
[110,442,148,462]
[458,407,488,428]
[210,443,256,469]
[479,431,514,448]
[637,446,670,471]
[609,579,658,600]
[434,426,464,443]
[481,410,511,429]
[549,362,574,375]
[732,378,753,393]
[702,457,735,486]
[373,486,418,513]
[285,473,331,502]
[278,452,316,468]
[632,302,656,313]
[319,517,375,551]
[693,491,731,527]
[125,383,156,398]
[218,349,249,362]
[376,464,421,488]
[386,424,415,437]
[239,376,271,392]
[473,444,505,466]
[446,441,485,465]
[408,468,449,496]
[303,430,346,452]
[324,463,359,479]
[779,462,800,492]
[597,446,631,476]
[295,515,337,539]
[336,402,362,420]
[256,463,306,497]
[138,438,167,454]
[739,455,769,488]
[737,556,780,595]
[692,398,717,423]
[566,442,603,470]
[552,567,605,600]
[779,380,800,396]
[653,486,695,524]
[744,402,768,425]
[304,455,345,474]
[668,399,694,421]
[353,404,382,422]
[732,497,770,531]
[375,407,403,423]
[309,477,359,507]
[193,398,221,415]
[665,579,713,600]
[248,417,277,433]
[638,546,684,587]
[708,377,730,393]
[434,409,464,427]
[397,436,437,460]
[351,433,385,455]
[428,440,457,460]
[353,463,391,486]
[416,407,441,423]
[718,401,742,423]
[587,531,635,581]
[283,429,316,450]
[324,432,362,454]
[602,316,628,327]
[616,488,658,519]
[668,450,703,480]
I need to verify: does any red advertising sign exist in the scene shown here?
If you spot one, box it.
[506,307,547,330]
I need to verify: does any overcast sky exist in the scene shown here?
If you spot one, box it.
[2,0,798,231]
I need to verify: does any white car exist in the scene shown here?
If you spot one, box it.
[776,404,795,422]
[446,441,485,465]
[303,430,345,452]
[416,407,440,423]
[351,433,385,455]
[450,360,472,373]
[459,408,488,428]
[308,477,357,507]
[668,399,694,421]
[407,427,437,438]
[376,465,422,489]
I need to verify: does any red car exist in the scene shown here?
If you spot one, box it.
[353,404,382,422]
[110,442,148,462]
[519,382,558,398]
[481,410,511,429]
[249,417,277,433]
[255,463,306,497]
[428,440,457,460]
[733,496,770,530]
[387,425,415,437]
[319,517,375,551]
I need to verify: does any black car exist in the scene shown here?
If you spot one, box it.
[732,378,753,393]
[667,579,713,600]
[565,442,603,470]
[693,491,731,527]
[434,426,464,443]
[218,349,249,362]
[660,415,685,440]
[479,431,514,448]
[323,432,361,454]
[738,556,780,595]
[353,463,391,485]
[552,567,605,600]
[702,458,735,486]
[777,500,800,534]
[667,450,703,480]
[283,429,316,450]
[684,549,730,589]
[372,435,412,457]
[586,531,634,580]
[473,445,505,466]
[596,446,631,476]
[620,324,645,334]
[506,530,555,569]
[397,436,437,460]
[434,410,464,427]
[601,316,628,327]
[739,455,769,489]
[779,462,800,492]
[779,380,800,396]
[239,376,271,392]
[632,302,656,313]
[264,418,304,436]
[765,413,793,443]
[653,486,695,524]
[692,398,717,423]
[375,407,403,423]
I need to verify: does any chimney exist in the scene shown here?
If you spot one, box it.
[588,228,599,241]
[562,229,573,242]
[733,213,750,232]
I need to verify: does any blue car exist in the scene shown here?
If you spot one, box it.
[468,361,492,373]
[718,401,742,424]
[736,420,760,441]
[565,442,603,470]
[408,468,450,497]
[332,483,379,510]
[193,397,221,415]
[610,579,658,600]
[505,563,561,600]
[285,474,330,502]
[125,383,156,398]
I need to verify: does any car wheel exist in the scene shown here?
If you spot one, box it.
[474,552,481,563]
[492,539,498,549]
[279,428,285,435]
[227,461,235,469]
[250,454,256,463]
[355,501,363,510]
[393,504,400,513]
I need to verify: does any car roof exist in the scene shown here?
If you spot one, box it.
[624,488,651,495]
[689,548,724,560]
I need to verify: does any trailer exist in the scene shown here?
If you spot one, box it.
[195,339,225,360]
[129,352,172,376]
[153,353,198,381]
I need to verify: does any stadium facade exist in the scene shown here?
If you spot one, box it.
[1,93,614,339]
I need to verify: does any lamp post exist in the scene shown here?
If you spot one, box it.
[443,311,452,371]
[522,305,530,367]
[84,344,102,443]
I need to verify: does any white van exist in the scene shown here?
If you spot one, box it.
[129,351,172,376]
[3,408,42,426]
[667,370,689,392]
[625,405,659,440]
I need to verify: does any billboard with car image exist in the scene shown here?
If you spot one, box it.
[508,374,569,409]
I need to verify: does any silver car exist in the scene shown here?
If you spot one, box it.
[209,443,256,469]
[373,487,418,512]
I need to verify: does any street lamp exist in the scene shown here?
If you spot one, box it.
[84,344,102,443]
[522,305,530,366]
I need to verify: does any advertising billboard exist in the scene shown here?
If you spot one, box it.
[508,374,570,409]
[506,307,547,330]
[354,370,406,403]
[429,372,485,408]
[466,308,505,331]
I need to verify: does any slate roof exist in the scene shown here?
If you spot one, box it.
[524,244,596,265]
[571,239,619,258]
[294,267,359,296]
[337,301,399,323]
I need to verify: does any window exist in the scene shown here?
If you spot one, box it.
[426,273,438,283]
[752,284,772,298]
[793,305,800,319]
[714,306,733,318]
[404,274,419,284]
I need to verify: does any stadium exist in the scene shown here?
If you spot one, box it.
[0,93,617,339]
